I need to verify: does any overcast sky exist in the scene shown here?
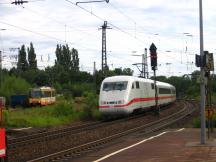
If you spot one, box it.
[0,0,215,77]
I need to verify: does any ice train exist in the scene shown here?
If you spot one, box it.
[99,76,176,116]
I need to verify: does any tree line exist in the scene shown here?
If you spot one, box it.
[0,42,215,104]
[0,43,133,102]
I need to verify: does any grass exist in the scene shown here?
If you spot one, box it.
[192,93,216,128]
[3,102,79,127]
[2,93,100,128]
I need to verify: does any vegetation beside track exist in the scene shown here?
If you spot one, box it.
[3,92,100,127]
[192,93,216,128]
[1,43,216,128]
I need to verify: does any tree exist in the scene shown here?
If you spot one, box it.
[55,44,79,71]
[71,48,79,71]
[122,68,133,75]
[28,42,37,70]
[107,68,133,76]
[17,45,28,72]
[191,70,200,82]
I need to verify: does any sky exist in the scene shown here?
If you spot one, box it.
[0,0,215,77]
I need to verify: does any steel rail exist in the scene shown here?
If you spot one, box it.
[27,101,194,162]
[8,110,148,148]
[8,121,101,147]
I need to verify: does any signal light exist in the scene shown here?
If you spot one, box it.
[195,54,201,67]
[195,51,214,71]
[149,43,157,69]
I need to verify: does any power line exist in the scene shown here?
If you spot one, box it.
[64,0,147,46]
[108,2,137,37]
[15,5,105,53]
[20,5,101,41]
[0,21,70,43]
[0,21,101,53]
[0,21,102,60]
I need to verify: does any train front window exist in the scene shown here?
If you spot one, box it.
[103,81,128,91]
[41,91,52,97]
[30,90,41,98]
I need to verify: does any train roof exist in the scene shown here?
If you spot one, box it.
[102,76,175,89]
[31,86,55,91]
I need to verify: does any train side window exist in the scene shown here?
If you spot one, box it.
[136,81,140,89]
[151,83,154,89]
[132,83,134,89]
[159,88,171,94]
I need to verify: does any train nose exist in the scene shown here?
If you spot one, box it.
[99,106,128,115]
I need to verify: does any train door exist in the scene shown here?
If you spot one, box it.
[135,81,141,108]
[150,83,156,106]
[143,83,150,107]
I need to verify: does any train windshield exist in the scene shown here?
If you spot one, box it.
[103,81,128,91]
[30,90,41,98]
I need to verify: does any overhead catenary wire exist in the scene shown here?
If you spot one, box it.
[0,21,101,53]
[64,0,198,64]
[19,5,101,41]
[0,0,45,4]
[0,0,202,75]
[17,4,139,59]
[64,0,147,46]
[0,21,69,43]
[108,1,137,38]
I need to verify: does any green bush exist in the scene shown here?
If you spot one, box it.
[3,99,79,127]
[81,92,100,120]
[2,93,100,128]
[0,74,31,105]
[3,110,9,125]
[68,83,95,97]
[193,117,200,128]
[52,101,74,117]
[192,116,216,128]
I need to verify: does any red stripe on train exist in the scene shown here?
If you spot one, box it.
[99,96,175,109]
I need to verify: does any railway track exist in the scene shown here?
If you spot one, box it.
[9,104,165,162]
[8,112,148,149]
[26,101,195,162]
[8,121,101,148]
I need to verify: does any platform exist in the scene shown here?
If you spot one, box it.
[73,128,216,162]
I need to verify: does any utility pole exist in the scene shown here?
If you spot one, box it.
[132,48,148,78]
[141,53,144,78]
[0,51,2,89]
[93,61,97,93]
[144,48,149,78]
[0,29,6,91]
[199,0,206,145]
[99,21,111,76]
[150,43,159,115]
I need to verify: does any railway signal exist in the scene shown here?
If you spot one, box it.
[149,43,157,70]
[149,43,159,115]
[195,50,214,71]
[197,50,215,139]
[205,107,214,119]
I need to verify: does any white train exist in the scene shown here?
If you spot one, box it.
[99,76,176,116]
